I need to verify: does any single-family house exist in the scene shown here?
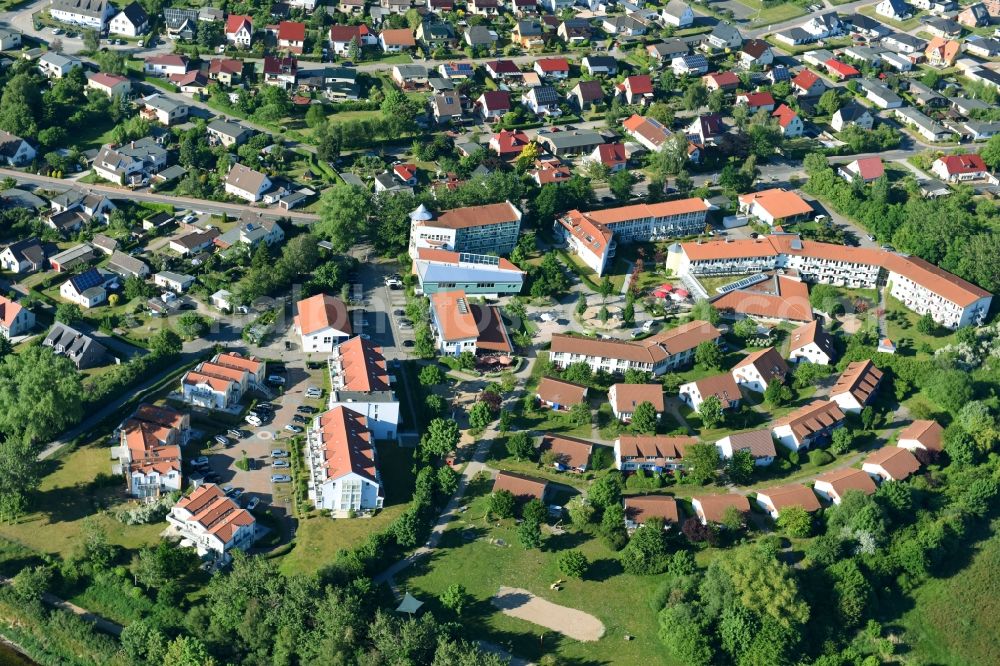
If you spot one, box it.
[863,446,921,482]
[715,429,776,466]
[0,131,36,166]
[276,21,306,53]
[568,80,605,110]
[830,360,884,413]
[0,295,34,339]
[225,14,253,47]
[37,52,81,79]
[294,293,352,353]
[541,434,594,473]
[608,383,664,423]
[43,322,108,369]
[585,143,627,172]
[703,71,740,93]
[731,347,788,393]
[141,94,188,125]
[896,420,944,455]
[0,238,46,274]
[740,39,774,69]
[492,471,549,502]
[671,54,709,76]
[755,483,821,519]
[662,0,694,27]
[839,156,885,183]
[772,104,804,137]
[534,57,570,80]
[737,188,813,225]
[225,163,272,202]
[791,69,826,98]
[931,154,990,182]
[813,468,877,504]
[87,72,131,98]
[624,495,679,530]
[831,103,874,131]
[477,90,511,120]
[704,23,742,52]
[678,373,742,411]
[925,37,961,66]
[109,2,148,36]
[692,494,750,526]
[59,268,108,308]
[876,0,913,20]
[736,91,776,112]
[522,85,562,117]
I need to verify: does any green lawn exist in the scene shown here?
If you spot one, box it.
[902,519,1000,665]
[394,476,685,666]
[883,295,957,356]
[0,445,161,559]
[857,5,925,31]
[734,0,807,26]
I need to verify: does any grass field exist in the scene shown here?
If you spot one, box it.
[734,0,807,26]
[0,445,161,559]
[902,520,1000,665]
[394,475,684,666]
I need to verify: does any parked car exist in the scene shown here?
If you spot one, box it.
[214,435,229,446]
[231,488,244,500]
[192,456,209,467]
[271,474,292,483]
[267,375,286,386]
[222,485,235,495]
[245,414,263,426]
[397,319,413,329]
[384,276,402,288]
[204,473,220,483]
[305,388,323,398]
[284,424,304,433]
[292,415,309,424]
[403,340,414,348]
[296,406,318,414]
[273,460,290,469]
[246,497,260,511]
[227,429,243,439]
[271,449,289,457]
[256,403,276,412]
[392,309,406,317]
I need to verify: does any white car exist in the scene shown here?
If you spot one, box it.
[245,414,263,426]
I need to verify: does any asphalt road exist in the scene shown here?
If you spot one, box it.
[0,167,319,223]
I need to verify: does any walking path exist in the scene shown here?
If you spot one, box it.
[0,577,123,637]
[374,356,537,586]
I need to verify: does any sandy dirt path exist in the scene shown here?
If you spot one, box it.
[492,586,606,642]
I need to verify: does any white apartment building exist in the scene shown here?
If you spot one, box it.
[555,198,711,275]
[50,0,115,30]
[407,201,522,258]
[306,407,384,516]
[168,484,256,561]
[327,336,401,441]
[669,234,992,329]
[549,320,720,377]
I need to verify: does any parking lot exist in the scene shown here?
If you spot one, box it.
[347,259,414,361]
[190,361,328,534]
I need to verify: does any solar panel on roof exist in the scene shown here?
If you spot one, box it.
[71,269,103,291]
[458,252,500,267]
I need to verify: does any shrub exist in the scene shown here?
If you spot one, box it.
[808,449,834,467]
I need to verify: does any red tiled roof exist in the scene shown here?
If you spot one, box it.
[772,103,799,128]
[773,400,845,442]
[329,24,370,42]
[705,71,740,88]
[864,446,920,480]
[380,28,415,46]
[595,142,626,166]
[897,420,943,452]
[315,406,379,483]
[712,275,813,322]
[831,359,883,406]
[792,69,819,90]
[624,495,679,525]
[815,468,877,498]
[294,293,351,336]
[536,57,570,72]
[493,471,547,500]
[739,188,813,219]
[937,154,987,175]
[757,483,821,513]
[693,494,750,523]
[537,376,588,407]
[89,72,128,87]
[610,383,665,413]
[226,14,252,34]
[541,433,594,469]
[739,91,775,107]
[490,129,530,155]
[851,156,885,180]
[277,21,306,42]
[825,58,860,77]
[624,74,653,94]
